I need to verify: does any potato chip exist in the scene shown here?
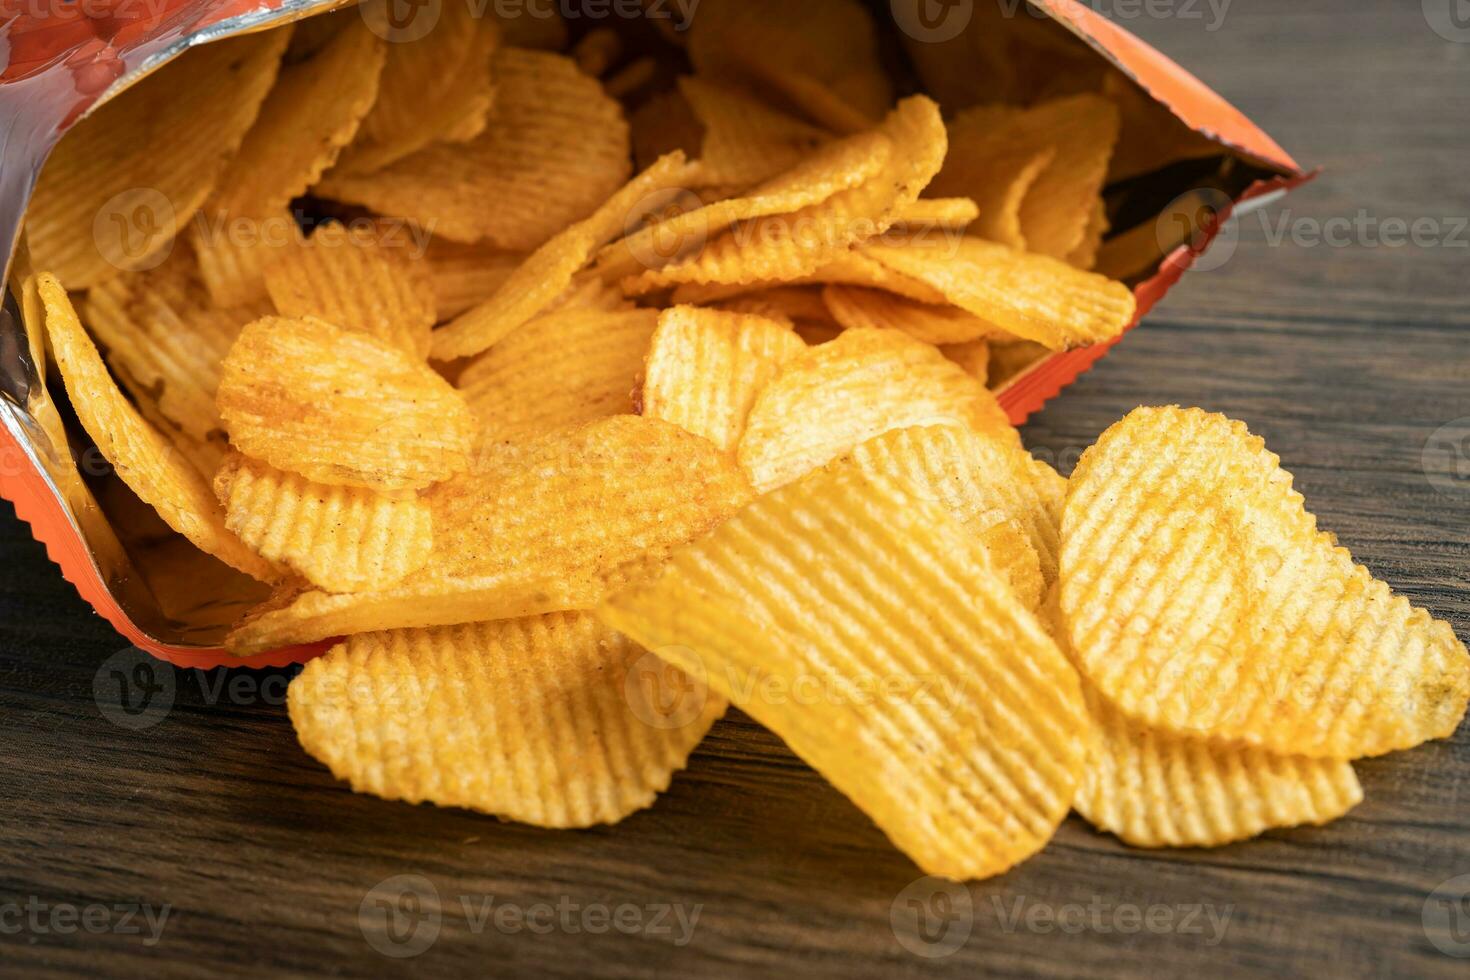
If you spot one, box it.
[198,17,385,242]
[838,424,1062,592]
[84,247,273,441]
[641,306,806,452]
[1060,407,1470,759]
[687,0,891,130]
[457,309,658,442]
[226,416,751,653]
[328,2,499,175]
[27,29,290,288]
[940,339,990,385]
[630,89,705,173]
[263,222,436,357]
[317,48,629,249]
[861,236,1136,351]
[191,210,303,308]
[821,284,999,345]
[120,370,231,479]
[713,285,833,329]
[215,452,432,593]
[35,274,275,581]
[1067,198,1110,271]
[423,238,527,321]
[288,613,725,826]
[598,460,1086,880]
[596,129,894,282]
[737,328,1018,493]
[887,197,979,233]
[928,138,1054,251]
[679,77,831,188]
[217,316,475,491]
[666,246,949,309]
[1038,593,1364,848]
[622,97,946,292]
[430,153,697,360]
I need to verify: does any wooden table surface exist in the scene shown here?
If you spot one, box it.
[3,1,1468,976]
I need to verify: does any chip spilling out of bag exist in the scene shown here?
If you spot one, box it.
[25,2,1459,885]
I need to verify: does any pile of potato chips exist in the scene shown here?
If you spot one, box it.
[20,0,1468,879]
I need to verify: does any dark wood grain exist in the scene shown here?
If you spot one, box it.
[3,1,1469,976]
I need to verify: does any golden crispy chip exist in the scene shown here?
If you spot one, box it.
[737,328,1018,493]
[215,452,432,593]
[423,238,527,321]
[35,274,275,581]
[666,247,949,308]
[318,48,628,249]
[838,424,1061,592]
[457,309,658,442]
[330,2,499,175]
[713,285,833,329]
[198,14,388,299]
[263,222,436,358]
[940,338,990,385]
[191,210,303,308]
[641,306,806,452]
[888,197,979,233]
[431,153,698,360]
[1061,407,1470,759]
[688,0,891,130]
[1038,593,1364,848]
[622,97,946,292]
[598,461,1086,880]
[630,89,705,173]
[679,77,830,188]
[226,416,751,653]
[85,247,273,441]
[546,271,635,315]
[821,284,999,345]
[121,371,231,479]
[288,613,725,826]
[217,316,475,491]
[928,137,1054,251]
[861,236,1136,351]
[987,339,1052,390]
[596,129,893,282]
[27,29,290,288]
[1067,198,1110,271]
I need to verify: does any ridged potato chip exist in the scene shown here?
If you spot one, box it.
[263,223,436,358]
[215,453,432,593]
[1061,407,1470,759]
[862,236,1136,351]
[821,284,1000,345]
[940,339,990,385]
[85,246,272,441]
[431,153,698,360]
[217,316,475,491]
[1008,96,1120,260]
[1067,198,1110,271]
[641,306,806,452]
[679,77,830,188]
[424,239,526,320]
[191,211,302,309]
[195,17,385,296]
[888,197,979,233]
[317,48,629,249]
[35,274,275,581]
[837,424,1062,591]
[668,248,948,307]
[598,460,1087,880]
[622,96,946,291]
[596,129,893,283]
[738,328,1017,493]
[27,29,289,288]
[1039,593,1364,848]
[330,2,500,175]
[226,416,751,653]
[120,368,231,479]
[288,613,725,826]
[988,339,1052,389]
[714,286,831,328]
[928,137,1055,251]
[457,309,658,442]
[688,0,891,130]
